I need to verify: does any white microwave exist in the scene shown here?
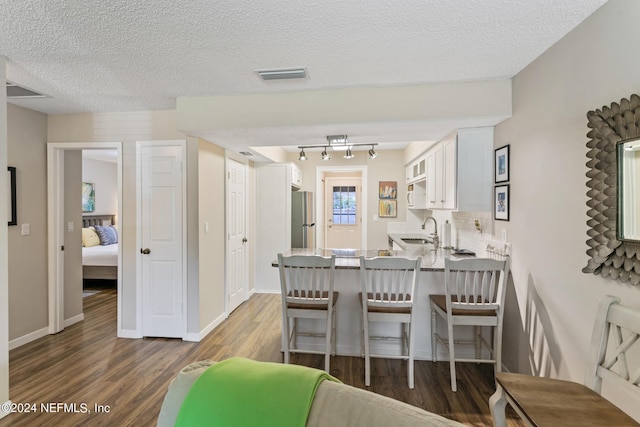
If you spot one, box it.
[407,184,414,207]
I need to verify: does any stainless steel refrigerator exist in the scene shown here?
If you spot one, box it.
[291,191,315,248]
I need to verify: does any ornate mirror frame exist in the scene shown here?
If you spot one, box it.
[584,94,640,285]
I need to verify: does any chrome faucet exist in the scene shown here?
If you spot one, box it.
[421,216,439,249]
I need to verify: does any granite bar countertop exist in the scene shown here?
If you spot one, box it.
[274,247,474,271]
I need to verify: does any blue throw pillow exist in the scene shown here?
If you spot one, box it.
[94,225,118,245]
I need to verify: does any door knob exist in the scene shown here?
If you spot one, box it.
[242,237,248,243]
[141,248,151,255]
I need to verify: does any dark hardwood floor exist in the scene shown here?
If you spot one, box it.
[0,291,524,426]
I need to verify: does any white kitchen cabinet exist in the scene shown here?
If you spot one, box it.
[407,156,426,183]
[408,179,427,210]
[255,163,294,292]
[425,127,493,211]
[291,162,302,189]
[405,165,412,183]
[426,143,442,209]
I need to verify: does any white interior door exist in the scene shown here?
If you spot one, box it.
[138,142,185,338]
[226,158,248,314]
[325,177,362,249]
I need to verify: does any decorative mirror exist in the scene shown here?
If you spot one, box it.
[617,138,640,242]
[584,94,640,285]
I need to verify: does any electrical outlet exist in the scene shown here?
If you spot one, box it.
[501,228,508,242]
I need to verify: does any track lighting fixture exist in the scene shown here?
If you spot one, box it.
[296,136,378,161]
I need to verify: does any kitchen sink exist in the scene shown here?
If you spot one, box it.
[401,238,432,244]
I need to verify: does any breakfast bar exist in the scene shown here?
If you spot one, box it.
[274,245,506,361]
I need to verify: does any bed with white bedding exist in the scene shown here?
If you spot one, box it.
[82,214,118,280]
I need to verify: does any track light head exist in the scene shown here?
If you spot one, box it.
[343,147,354,159]
[321,147,331,161]
[368,145,378,159]
[299,148,307,161]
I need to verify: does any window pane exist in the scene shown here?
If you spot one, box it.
[332,185,357,225]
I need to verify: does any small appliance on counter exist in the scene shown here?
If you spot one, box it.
[291,191,315,248]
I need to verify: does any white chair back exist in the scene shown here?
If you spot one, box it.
[585,295,640,396]
[360,256,422,310]
[444,257,511,313]
[278,254,336,308]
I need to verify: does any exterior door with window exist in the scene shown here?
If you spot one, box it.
[325,177,361,249]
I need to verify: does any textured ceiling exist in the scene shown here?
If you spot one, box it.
[1,0,607,151]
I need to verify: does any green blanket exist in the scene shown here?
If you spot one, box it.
[175,357,340,427]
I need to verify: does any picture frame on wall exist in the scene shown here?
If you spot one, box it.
[494,184,510,221]
[82,182,95,213]
[378,181,397,199]
[495,144,510,183]
[7,167,16,226]
[379,200,397,218]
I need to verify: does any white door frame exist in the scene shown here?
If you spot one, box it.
[224,152,249,316]
[47,142,123,335]
[136,140,187,339]
[315,165,368,250]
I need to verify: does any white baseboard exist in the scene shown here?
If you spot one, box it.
[9,326,49,350]
[64,313,84,328]
[10,314,84,350]
[1,400,11,419]
[184,312,227,342]
[118,329,142,339]
[253,289,280,295]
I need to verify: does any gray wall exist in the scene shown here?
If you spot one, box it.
[494,0,640,419]
[63,150,83,321]
[7,104,48,340]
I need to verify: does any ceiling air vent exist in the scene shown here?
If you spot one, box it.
[6,82,47,99]
[239,151,253,156]
[256,68,307,81]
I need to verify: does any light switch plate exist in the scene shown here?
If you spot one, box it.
[21,224,30,236]
[67,221,74,232]
[501,228,508,242]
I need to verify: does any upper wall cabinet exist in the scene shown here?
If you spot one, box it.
[425,127,493,211]
[406,156,426,183]
[291,162,302,189]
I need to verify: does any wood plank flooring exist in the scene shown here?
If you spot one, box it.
[0,291,524,426]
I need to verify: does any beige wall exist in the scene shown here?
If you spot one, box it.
[7,104,48,340]
[290,149,407,249]
[495,0,640,419]
[197,139,226,329]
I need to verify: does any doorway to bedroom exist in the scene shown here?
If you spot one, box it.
[47,142,123,337]
[81,149,119,300]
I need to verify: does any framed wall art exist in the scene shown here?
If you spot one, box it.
[378,181,397,199]
[495,144,510,183]
[379,200,397,218]
[7,167,16,226]
[494,184,510,221]
[82,182,95,213]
